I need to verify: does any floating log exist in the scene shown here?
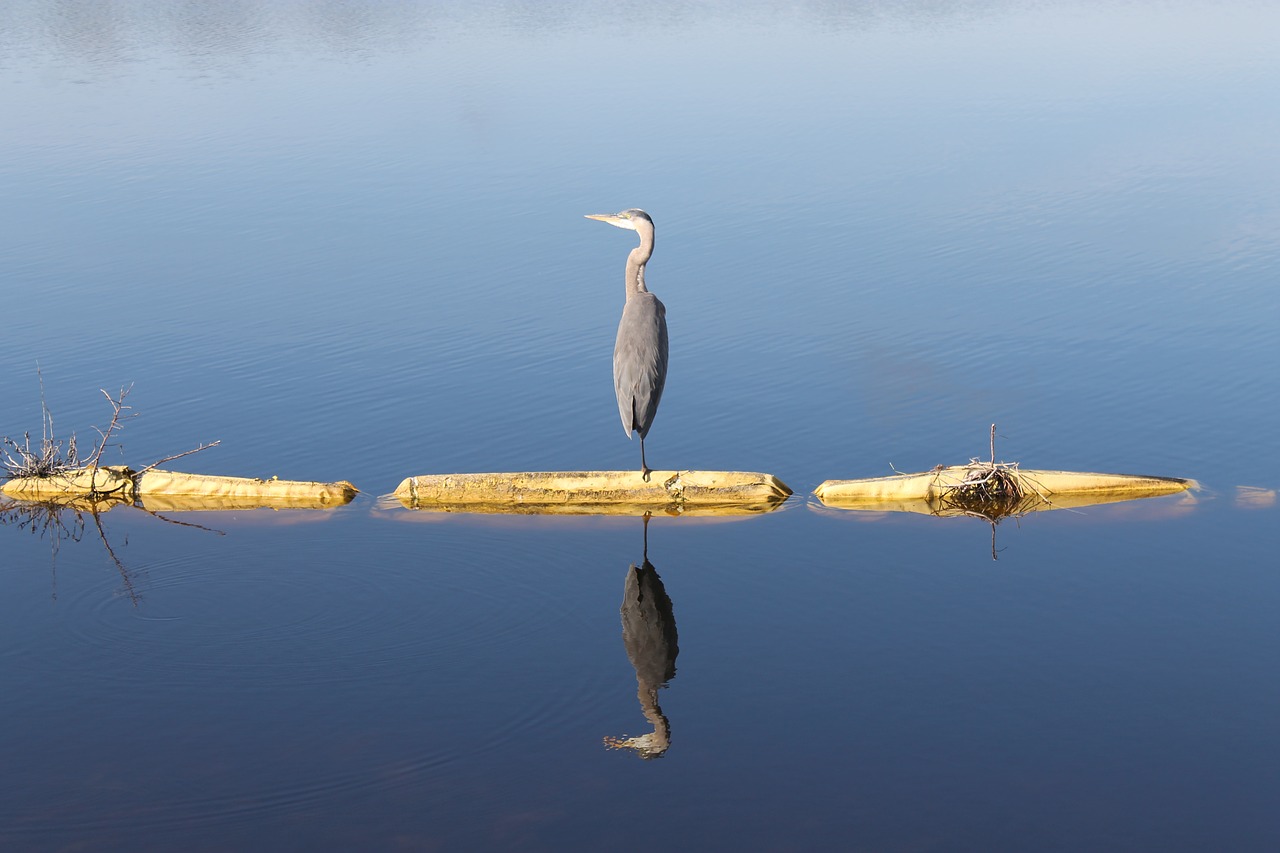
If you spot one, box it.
[813,467,1194,516]
[134,470,357,508]
[2,465,357,509]
[2,466,135,500]
[392,470,791,515]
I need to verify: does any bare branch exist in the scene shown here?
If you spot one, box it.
[38,363,54,446]
[85,385,135,469]
[3,378,219,498]
[135,441,221,477]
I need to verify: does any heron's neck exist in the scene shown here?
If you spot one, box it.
[624,229,654,298]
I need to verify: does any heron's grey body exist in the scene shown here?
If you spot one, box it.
[585,209,668,480]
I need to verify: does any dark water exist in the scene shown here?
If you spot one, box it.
[2,2,1278,850]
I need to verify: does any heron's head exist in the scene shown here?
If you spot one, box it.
[585,208,652,231]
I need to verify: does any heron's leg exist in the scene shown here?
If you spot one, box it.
[640,436,651,482]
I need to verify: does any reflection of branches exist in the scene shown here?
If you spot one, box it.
[0,497,87,600]
[0,496,224,605]
[949,514,1011,561]
[89,506,139,606]
[2,374,227,600]
[0,497,88,545]
[140,509,226,535]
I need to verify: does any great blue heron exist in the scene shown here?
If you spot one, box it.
[585,208,668,482]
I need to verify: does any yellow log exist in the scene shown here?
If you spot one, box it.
[1,466,135,499]
[135,470,357,506]
[392,470,791,515]
[2,465,357,509]
[814,467,1194,515]
[382,499,782,518]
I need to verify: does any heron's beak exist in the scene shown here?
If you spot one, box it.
[585,213,630,229]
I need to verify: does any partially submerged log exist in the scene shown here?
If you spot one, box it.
[392,470,792,515]
[814,467,1194,517]
[2,466,135,499]
[2,465,358,510]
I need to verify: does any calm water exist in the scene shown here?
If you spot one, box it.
[2,1,1278,850]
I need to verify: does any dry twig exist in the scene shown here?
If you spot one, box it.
[4,377,219,501]
[932,424,1040,522]
[1,368,82,478]
[85,385,136,469]
[136,441,222,476]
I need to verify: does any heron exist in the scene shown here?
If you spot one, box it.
[585,208,668,482]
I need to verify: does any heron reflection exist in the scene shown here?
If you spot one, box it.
[605,514,679,759]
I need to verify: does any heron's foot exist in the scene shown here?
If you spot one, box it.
[641,466,652,483]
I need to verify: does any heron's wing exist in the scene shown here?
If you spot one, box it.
[613,294,669,439]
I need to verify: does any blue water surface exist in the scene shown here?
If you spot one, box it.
[1,2,1278,850]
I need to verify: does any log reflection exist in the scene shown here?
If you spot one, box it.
[605,514,679,759]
